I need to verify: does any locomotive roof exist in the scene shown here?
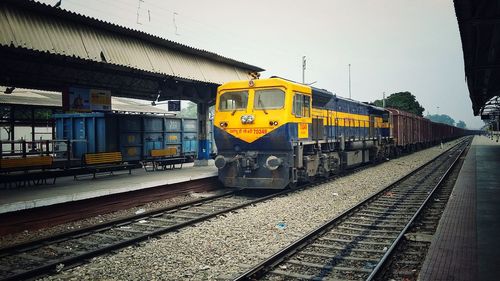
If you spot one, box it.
[311,87,387,111]
[267,77,388,113]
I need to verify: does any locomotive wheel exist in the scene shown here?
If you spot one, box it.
[288,182,298,190]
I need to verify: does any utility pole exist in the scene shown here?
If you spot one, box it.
[348,64,351,99]
[302,56,306,84]
[136,0,144,25]
[382,92,386,108]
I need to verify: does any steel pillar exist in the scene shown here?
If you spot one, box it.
[194,102,210,166]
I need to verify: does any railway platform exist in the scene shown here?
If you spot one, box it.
[419,135,500,281]
[0,160,217,214]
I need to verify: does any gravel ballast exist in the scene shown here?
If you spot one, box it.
[0,190,230,249]
[41,140,462,280]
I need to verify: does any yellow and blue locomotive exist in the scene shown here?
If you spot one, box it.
[213,77,391,189]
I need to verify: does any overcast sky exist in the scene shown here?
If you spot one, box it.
[40,0,483,128]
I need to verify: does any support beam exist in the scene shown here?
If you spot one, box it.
[194,102,210,166]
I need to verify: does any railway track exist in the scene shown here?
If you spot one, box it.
[234,138,470,281]
[0,189,285,281]
[0,148,383,280]
[373,142,470,280]
[0,139,467,280]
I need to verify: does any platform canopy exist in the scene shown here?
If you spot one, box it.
[454,0,500,119]
[0,0,263,104]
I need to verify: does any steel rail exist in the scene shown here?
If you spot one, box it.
[365,140,469,280]
[0,188,237,254]
[0,189,289,281]
[0,151,390,281]
[233,137,470,281]
[0,158,358,280]
[0,138,468,281]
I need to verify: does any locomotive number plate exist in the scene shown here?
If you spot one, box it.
[298,123,308,139]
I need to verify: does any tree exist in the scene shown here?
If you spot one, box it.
[373,91,425,116]
[178,101,197,118]
[456,120,467,129]
[426,114,455,126]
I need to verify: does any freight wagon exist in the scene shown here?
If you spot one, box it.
[387,108,464,153]
[54,113,199,162]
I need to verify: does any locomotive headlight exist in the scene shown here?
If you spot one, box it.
[241,115,255,124]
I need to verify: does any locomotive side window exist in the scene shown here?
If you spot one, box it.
[254,88,285,109]
[303,95,311,117]
[293,93,311,117]
[382,112,389,122]
[219,90,248,111]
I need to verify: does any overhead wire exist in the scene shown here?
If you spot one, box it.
[59,0,298,63]
[39,0,302,78]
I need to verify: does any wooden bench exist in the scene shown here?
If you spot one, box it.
[77,152,134,179]
[0,155,57,186]
[0,155,53,170]
[143,148,185,171]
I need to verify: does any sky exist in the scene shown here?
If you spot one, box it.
[39,0,484,128]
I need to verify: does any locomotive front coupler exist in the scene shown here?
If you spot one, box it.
[241,151,259,174]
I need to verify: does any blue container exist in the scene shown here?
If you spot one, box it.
[54,113,206,162]
[165,119,182,132]
[117,115,143,161]
[181,118,198,156]
[182,119,197,132]
[54,112,112,159]
[182,132,197,155]
[165,133,181,144]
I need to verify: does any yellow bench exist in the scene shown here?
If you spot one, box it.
[78,152,134,179]
[144,148,185,171]
[0,156,53,171]
[1,156,56,186]
[150,148,177,158]
[84,152,122,165]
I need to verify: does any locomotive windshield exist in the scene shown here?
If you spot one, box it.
[219,90,248,111]
[254,88,285,110]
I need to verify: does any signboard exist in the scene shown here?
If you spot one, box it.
[63,87,111,112]
[168,100,181,112]
[89,89,112,111]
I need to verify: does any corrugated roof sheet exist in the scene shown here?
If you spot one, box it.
[0,87,172,114]
[0,0,263,85]
[454,0,500,115]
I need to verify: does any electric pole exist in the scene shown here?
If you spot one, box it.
[302,56,306,84]
[348,64,351,99]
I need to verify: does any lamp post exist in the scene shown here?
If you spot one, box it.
[302,56,306,84]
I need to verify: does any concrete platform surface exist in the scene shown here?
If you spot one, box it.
[0,160,217,214]
[419,135,500,281]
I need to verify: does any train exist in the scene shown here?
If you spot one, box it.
[53,112,214,163]
[213,77,467,189]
